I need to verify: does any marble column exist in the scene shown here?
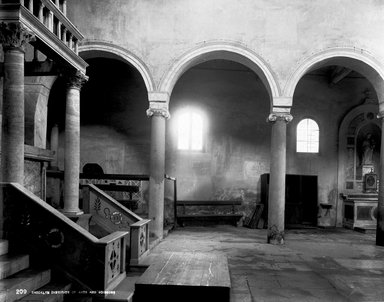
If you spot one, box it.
[267,112,292,244]
[50,124,59,169]
[146,99,170,239]
[62,72,88,217]
[0,22,34,183]
[376,112,384,246]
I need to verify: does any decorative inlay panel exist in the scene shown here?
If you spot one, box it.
[107,240,121,282]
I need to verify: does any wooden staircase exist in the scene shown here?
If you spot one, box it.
[0,239,72,302]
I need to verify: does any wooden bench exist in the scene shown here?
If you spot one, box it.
[176,200,243,227]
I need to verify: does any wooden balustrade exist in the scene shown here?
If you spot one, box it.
[19,0,81,54]
[1,183,128,293]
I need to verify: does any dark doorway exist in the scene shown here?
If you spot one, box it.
[261,174,318,228]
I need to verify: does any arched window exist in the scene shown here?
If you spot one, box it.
[296,118,319,153]
[176,109,203,151]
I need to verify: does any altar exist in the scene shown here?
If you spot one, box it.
[338,99,380,232]
[342,193,378,232]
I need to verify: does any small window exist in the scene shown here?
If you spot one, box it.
[176,109,203,151]
[297,118,319,153]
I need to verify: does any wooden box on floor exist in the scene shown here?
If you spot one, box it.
[133,252,231,302]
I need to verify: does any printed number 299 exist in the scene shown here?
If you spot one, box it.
[16,289,27,295]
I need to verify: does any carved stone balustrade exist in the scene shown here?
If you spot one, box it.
[83,184,151,266]
[1,183,128,294]
[1,1,86,73]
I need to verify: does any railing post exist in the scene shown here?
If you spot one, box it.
[62,0,67,15]
[68,33,73,49]
[57,21,61,41]
[61,27,67,43]
[48,11,54,32]
[28,0,33,12]
[74,39,78,54]
[173,178,177,229]
[38,2,44,23]
[130,220,150,265]
[103,234,127,291]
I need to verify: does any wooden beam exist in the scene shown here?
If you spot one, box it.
[330,66,352,85]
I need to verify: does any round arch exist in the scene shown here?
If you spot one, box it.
[284,47,384,101]
[79,40,155,93]
[159,41,281,102]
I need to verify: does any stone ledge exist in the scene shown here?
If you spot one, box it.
[24,144,54,162]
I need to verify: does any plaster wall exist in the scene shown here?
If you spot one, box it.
[67,0,384,92]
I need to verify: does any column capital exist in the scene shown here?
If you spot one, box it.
[146,101,170,119]
[64,71,88,90]
[267,112,293,123]
[0,22,35,52]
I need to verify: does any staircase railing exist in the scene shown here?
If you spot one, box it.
[1,182,127,292]
[82,184,150,265]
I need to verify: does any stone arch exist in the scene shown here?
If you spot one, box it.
[337,100,381,225]
[284,47,384,104]
[79,40,155,93]
[159,41,281,102]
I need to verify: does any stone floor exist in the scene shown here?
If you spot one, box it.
[147,226,384,302]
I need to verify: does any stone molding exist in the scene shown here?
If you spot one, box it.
[146,101,170,119]
[159,40,280,99]
[65,71,88,90]
[148,91,170,103]
[79,40,155,92]
[0,22,35,52]
[284,47,384,98]
[267,112,293,123]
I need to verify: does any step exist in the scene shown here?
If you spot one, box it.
[0,241,8,257]
[18,282,71,302]
[0,254,29,280]
[0,268,51,302]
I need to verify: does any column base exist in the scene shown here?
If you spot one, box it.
[60,209,84,218]
[267,227,285,245]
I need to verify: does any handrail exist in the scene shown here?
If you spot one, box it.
[10,182,127,244]
[5,182,98,243]
[46,170,178,228]
[85,184,143,222]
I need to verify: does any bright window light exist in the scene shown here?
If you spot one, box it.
[297,118,319,153]
[177,110,203,151]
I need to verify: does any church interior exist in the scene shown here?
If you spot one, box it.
[0,0,383,301]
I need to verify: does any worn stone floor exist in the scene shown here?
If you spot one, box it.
[147,226,384,302]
